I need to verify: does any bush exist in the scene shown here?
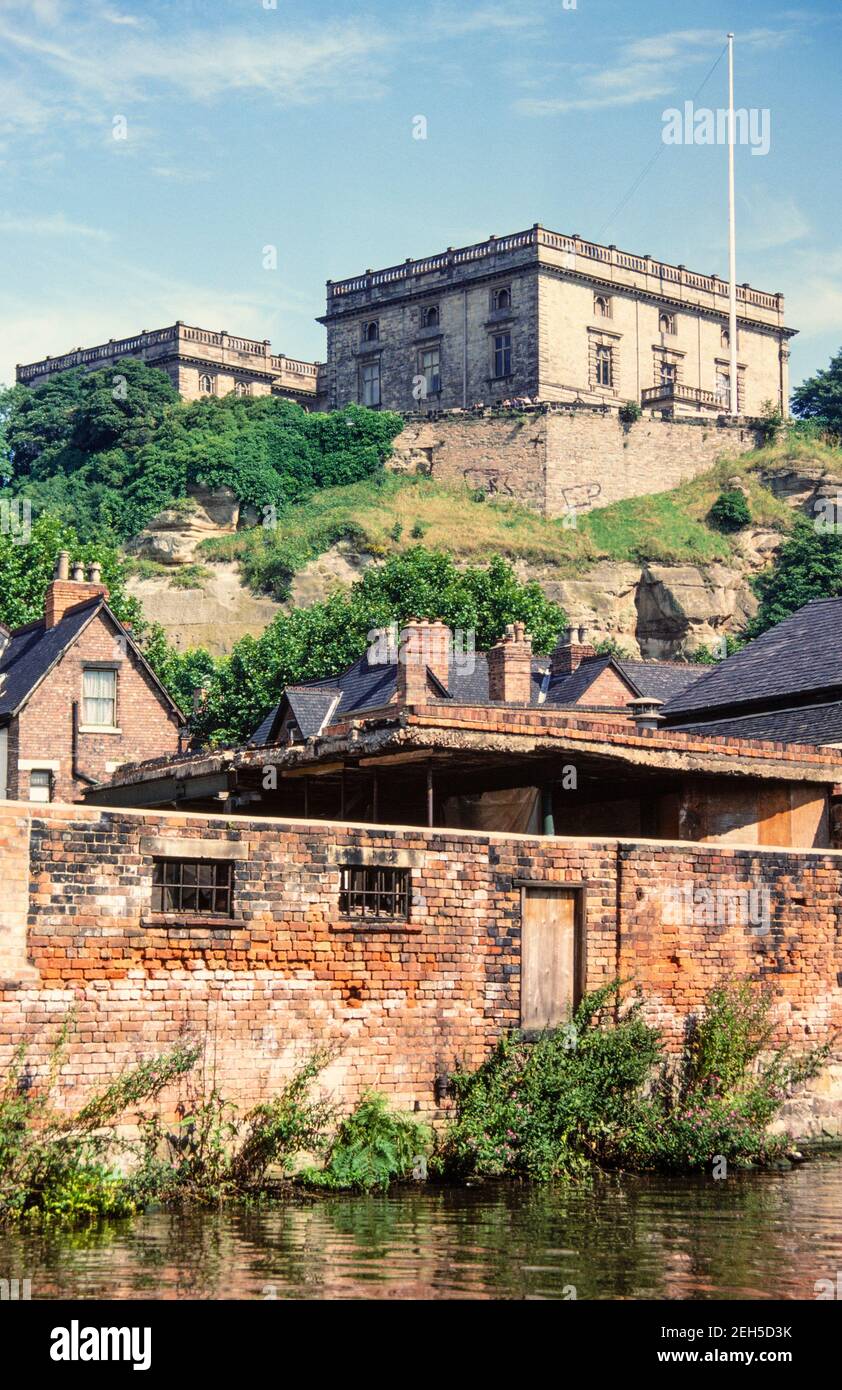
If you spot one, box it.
[435,982,830,1180]
[301,1093,431,1192]
[709,488,751,532]
[619,401,642,425]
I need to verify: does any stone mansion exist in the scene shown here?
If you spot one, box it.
[17,224,795,419]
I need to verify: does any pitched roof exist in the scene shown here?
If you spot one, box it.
[663,598,842,719]
[670,701,842,746]
[0,596,184,722]
[617,660,703,702]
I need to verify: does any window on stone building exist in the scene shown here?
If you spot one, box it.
[659,360,677,387]
[339,865,411,921]
[82,668,117,728]
[363,321,380,343]
[493,331,512,378]
[716,369,731,405]
[28,769,52,803]
[419,346,441,395]
[492,287,511,311]
[659,311,676,335]
[595,345,613,388]
[151,859,234,917]
[361,359,381,407]
[199,374,215,395]
[721,326,739,349]
[234,381,251,397]
[594,294,612,319]
[422,305,440,328]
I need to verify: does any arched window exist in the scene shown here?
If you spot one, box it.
[594,295,611,319]
[199,374,214,395]
[493,287,511,311]
[659,311,676,335]
[363,321,379,343]
[721,326,731,349]
[234,381,251,397]
[422,305,440,328]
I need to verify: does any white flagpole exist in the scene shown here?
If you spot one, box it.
[727,32,738,416]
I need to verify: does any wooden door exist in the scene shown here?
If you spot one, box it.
[521,887,580,1034]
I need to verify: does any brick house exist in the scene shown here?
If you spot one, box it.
[0,552,183,804]
[89,620,841,851]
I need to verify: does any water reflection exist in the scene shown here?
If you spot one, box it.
[1,1160,840,1301]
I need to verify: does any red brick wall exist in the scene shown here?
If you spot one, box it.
[14,608,181,803]
[1,802,840,1135]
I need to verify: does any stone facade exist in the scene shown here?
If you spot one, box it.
[17,323,325,408]
[321,225,795,418]
[0,801,840,1137]
[391,406,765,515]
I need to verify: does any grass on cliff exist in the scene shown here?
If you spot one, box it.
[198,436,838,602]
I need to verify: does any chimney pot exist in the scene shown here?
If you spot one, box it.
[551,624,596,678]
[55,550,70,581]
[628,697,665,731]
[71,560,85,582]
[488,622,533,704]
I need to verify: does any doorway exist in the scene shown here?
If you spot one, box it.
[520,885,585,1034]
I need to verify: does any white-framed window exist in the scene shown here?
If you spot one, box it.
[363,321,380,343]
[659,311,676,335]
[419,346,441,395]
[28,769,52,803]
[82,667,117,728]
[660,360,677,386]
[234,381,251,397]
[594,294,612,319]
[492,287,511,311]
[422,305,439,328]
[199,374,215,395]
[360,359,381,407]
[493,331,512,378]
[596,345,613,387]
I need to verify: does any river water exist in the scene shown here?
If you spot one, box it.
[2,1158,841,1301]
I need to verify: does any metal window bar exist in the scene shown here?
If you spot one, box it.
[151,860,234,916]
[339,866,410,920]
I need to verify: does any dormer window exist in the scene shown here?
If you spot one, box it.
[659,311,676,335]
[363,321,380,343]
[422,305,440,328]
[594,294,612,319]
[492,287,511,311]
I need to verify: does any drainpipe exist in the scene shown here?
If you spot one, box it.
[72,702,98,786]
[541,785,555,835]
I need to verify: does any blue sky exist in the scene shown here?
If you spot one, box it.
[1,0,840,392]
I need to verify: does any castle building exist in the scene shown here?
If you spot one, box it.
[319,224,795,417]
[16,322,325,408]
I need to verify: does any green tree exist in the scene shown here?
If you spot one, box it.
[709,488,751,533]
[746,516,842,637]
[0,512,140,631]
[792,347,842,434]
[192,548,566,745]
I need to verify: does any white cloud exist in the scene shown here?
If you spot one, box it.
[516,26,798,117]
[0,211,109,240]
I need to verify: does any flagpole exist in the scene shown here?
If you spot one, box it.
[727,32,738,416]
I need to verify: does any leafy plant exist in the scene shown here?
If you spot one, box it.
[709,488,751,532]
[619,401,642,425]
[301,1093,431,1192]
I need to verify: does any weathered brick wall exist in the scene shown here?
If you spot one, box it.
[1,803,840,1134]
[15,609,181,802]
[390,408,764,515]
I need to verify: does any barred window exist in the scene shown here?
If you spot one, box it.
[339,866,410,921]
[152,859,234,917]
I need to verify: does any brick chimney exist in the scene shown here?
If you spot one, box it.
[396,618,451,704]
[487,621,533,703]
[44,551,110,629]
[551,625,596,677]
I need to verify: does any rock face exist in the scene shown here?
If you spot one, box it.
[126,563,281,656]
[126,485,241,565]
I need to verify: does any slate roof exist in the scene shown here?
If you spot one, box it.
[248,643,702,744]
[0,599,102,717]
[670,701,842,746]
[0,596,183,722]
[664,598,842,719]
